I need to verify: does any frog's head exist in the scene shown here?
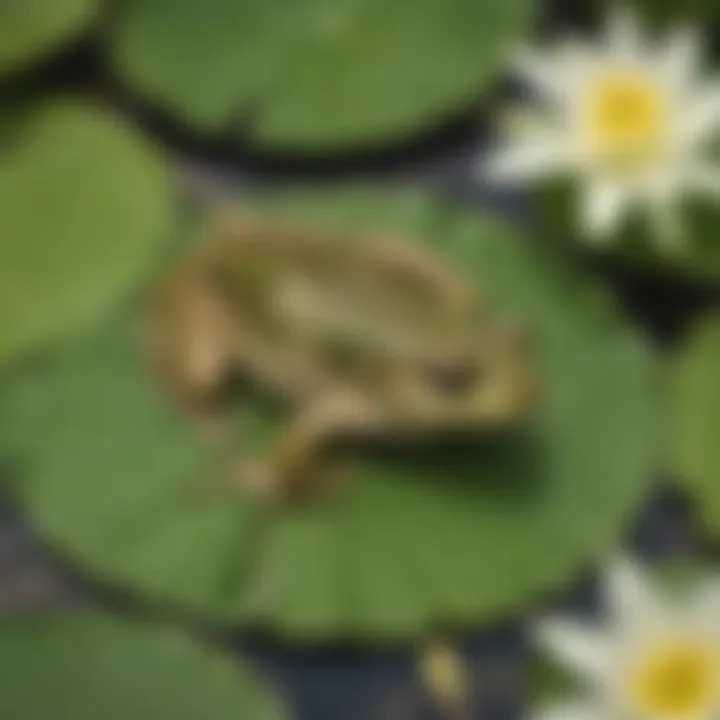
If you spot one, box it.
[385,318,537,430]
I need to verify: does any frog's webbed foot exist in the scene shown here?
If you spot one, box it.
[236,457,346,505]
[236,459,281,505]
[237,390,382,504]
[182,403,265,503]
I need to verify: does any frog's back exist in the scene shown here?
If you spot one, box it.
[208,221,474,361]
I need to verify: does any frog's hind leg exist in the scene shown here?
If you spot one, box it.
[238,389,382,504]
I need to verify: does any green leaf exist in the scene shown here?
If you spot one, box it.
[109,0,534,152]
[0,190,656,639]
[527,656,577,708]
[0,98,172,369]
[0,0,99,78]
[653,558,720,595]
[669,313,720,532]
[0,615,286,720]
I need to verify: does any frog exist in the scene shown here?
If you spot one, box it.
[145,214,537,503]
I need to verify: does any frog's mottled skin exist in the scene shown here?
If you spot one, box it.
[146,215,536,501]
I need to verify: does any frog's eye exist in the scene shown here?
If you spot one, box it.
[426,361,479,395]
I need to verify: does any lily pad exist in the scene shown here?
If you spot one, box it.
[0,98,171,369]
[0,0,99,78]
[0,191,655,639]
[109,0,533,152]
[0,614,286,720]
[535,181,720,282]
[669,313,720,533]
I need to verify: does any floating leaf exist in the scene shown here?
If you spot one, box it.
[0,615,286,720]
[653,558,720,594]
[0,191,655,639]
[0,0,99,78]
[528,656,577,708]
[0,98,171,368]
[110,0,533,152]
[669,313,720,533]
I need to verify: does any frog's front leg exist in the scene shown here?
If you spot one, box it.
[145,275,240,445]
[240,389,383,503]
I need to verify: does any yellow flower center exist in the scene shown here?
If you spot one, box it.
[627,636,720,718]
[580,69,671,174]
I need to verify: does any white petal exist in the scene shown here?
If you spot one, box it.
[512,48,569,103]
[605,7,641,60]
[659,26,702,94]
[681,87,720,147]
[581,181,628,241]
[535,619,614,686]
[512,43,594,105]
[683,161,720,198]
[497,106,559,141]
[479,140,575,185]
[680,578,720,637]
[533,700,603,720]
[603,556,670,635]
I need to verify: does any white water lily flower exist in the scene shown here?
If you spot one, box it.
[480,9,720,248]
[534,558,720,720]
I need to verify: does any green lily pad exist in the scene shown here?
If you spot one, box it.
[535,181,720,282]
[0,615,286,720]
[0,190,655,639]
[109,0,533,152]
[669,313,720,532]
[0,98,171,369]
[0,0,99,78]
